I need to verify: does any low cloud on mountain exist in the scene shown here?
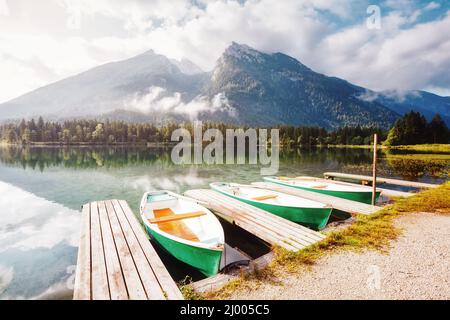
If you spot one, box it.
[123,86,236,120]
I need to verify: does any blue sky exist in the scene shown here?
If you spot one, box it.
[0,0,449,103]
[319,0,448,27]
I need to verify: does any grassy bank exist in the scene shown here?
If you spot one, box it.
[327,144,385,149]
[387,144,450,153]
[328,144,450,152]
[189,182,450,300]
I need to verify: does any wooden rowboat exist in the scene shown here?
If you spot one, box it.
[140,191,224,277]
[210,182,332,230]
[264,176,381,204]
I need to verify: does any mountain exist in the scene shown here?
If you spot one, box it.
[0,50,209,123]
[374,90,450,123]
[200,43,398,127]
[0,42,447,128]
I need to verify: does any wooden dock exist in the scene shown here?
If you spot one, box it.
[293,176,413,198]
[73,200,183,300]
[184,189,326,252]
[252,182,381,215]
[324,172,438,189]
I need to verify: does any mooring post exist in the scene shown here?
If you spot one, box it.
[372,133,378,206]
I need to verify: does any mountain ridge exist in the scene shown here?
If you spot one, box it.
[0,42,448,128]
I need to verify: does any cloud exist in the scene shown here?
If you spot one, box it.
[125,170,206,193]
[355,90,380,102]
[0,265,14,296]
[0,0,449,104]
[0,0,9,16]
[0,181,80,251]
[315,10,450,92]
[124,86,236,119]
[424,2,440,11]
[380,89,421,102]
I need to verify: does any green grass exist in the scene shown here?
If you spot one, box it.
[327,144,450,153]
[388,144,450,153]
[178,276,205,300]
[384,153,450,160]
[328,144,384,149]
[383,154,449,178]
[202,182,450,299]
[272,182,449,268]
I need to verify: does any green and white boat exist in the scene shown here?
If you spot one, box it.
[264,176,381,204]
[210,182,332,230]
[140,191,224,277]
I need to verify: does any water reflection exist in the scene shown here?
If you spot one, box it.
[0,181,79,299]
[0,145,378,170]
[0,145,447,299]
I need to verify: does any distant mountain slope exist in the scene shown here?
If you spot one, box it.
[0,50,208,122]
[374,90,450,123]
[201,43,399,127]
[0,42,447,128]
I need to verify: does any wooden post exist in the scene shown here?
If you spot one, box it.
[372,133,378,206]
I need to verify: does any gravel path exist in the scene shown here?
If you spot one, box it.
[228,213,450,300]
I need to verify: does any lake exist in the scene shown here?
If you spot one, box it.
[0,145,448,299]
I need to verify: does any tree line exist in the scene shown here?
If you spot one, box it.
[0,113,447,146]
[384,112,449,145]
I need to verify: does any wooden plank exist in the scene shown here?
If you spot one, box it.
[185,190,301,250]
[294,176,413,198]
[75,199,183,300]
[191,252,275,294]
[192,189,326,244]
[73,204,91,300]
[207,190,325,243]
[110,200,166,300]
[117,200,184,300]
[97,201,128,300]
[89,202,110,300]
[323,172,438,189]
[251,195,278,201]
[378,187,414,198]
[203,190,318,247]
[184,189,326,251]
[104,200,147,300]
[253,182,381,215]
[149,211,206,224]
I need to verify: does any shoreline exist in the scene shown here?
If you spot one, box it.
[225,212,450,300]
[0,141,177,148]
[1,141,449,152]
[185,183,450,300]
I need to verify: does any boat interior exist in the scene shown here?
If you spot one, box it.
[274,177,372,192]
[142,192,224,246]
[214,183,327,208]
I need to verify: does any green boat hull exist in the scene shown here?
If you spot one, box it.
[267,180,381,205]
[214,190,332,230]
[145,226,222,277]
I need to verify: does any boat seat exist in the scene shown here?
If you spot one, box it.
[252,195,278,201]
[149,211,206,224]
[311,185,327,189]
[150,208,200,242]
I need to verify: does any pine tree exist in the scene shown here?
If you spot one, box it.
[428,114,449,143]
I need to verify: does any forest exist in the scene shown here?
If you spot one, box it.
[384,112,449,145]
[0,112,447,146]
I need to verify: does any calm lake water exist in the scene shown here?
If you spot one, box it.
[0,145,448,299]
